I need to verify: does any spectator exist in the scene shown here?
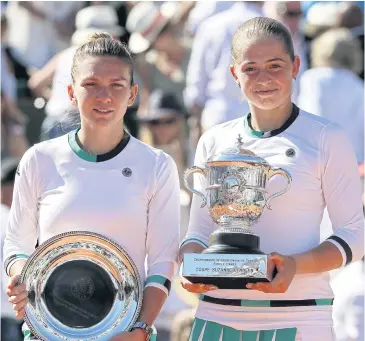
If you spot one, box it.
[185,1,235,36]
[27,5,127,140]
[138,90,189,181]
[1,92,29,160]
[6,1,85,69]
[183,2,264,145]
[298,28,364,163]
[263,1,308,99]
[126,2,191,111]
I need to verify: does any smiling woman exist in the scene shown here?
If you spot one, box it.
[4,32,181,341]
[179,17,364,341]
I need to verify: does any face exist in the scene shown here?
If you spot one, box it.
[278,2,302,33]
[230,37,300,111]
[68,56,138,128]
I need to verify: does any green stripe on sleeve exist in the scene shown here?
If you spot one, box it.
[145,275,171,293]
[181,238,209,248]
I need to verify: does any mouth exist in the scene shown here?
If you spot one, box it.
[93,108,114,115]
[255,89,279,97]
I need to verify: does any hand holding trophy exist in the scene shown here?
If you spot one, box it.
[182,135,292,289]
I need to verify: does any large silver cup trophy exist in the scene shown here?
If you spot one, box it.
[182,136,292,289]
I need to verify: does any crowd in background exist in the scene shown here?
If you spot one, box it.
[1,1,364,341]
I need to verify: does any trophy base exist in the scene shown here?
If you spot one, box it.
[183,231,275,289]
[183,253,274,289]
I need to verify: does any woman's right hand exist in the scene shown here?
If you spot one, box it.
[7,274,28,318]
[180,276,218,294]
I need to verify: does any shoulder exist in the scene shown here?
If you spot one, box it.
[297,109,350,149]
[297,108,332,127]
[33,134,70,159]
[19,135,69,172]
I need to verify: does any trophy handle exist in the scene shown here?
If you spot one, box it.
[266,168,292,209]
[183,166,208,207]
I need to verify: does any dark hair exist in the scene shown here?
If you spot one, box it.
[71,32,134,85]
[231,17,295,64]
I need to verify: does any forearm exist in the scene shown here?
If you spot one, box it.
[291,241,343,275]
[179,242,205,265]
[138,287,167,326]
[9,259,27,277]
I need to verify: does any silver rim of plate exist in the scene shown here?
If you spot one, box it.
[20,231,143,341]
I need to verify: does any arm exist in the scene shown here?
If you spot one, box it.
[134,153,180,335]
[27,53,59,99]
[179,134,218,293]
[4,147,40,318]
[248,123,364,293]
[4,146,40,277]
[17,1,47,20]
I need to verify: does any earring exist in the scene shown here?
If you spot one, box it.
[236,80,241,88]
[293,76,297,81]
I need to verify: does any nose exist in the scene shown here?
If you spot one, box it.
[256,69,272,85]
[95,86,112,103]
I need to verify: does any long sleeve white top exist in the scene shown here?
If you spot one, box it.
[4,132,180,296]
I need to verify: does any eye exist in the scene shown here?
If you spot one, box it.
[270,64,282,69]
[111,83,124,88]
[84,82,96,86]
[244,67,257,73]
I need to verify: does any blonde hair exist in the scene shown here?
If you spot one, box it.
[311,28,363,74]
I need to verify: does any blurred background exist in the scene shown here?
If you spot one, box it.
[0,1,364,341]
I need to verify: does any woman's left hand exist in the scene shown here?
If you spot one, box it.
[108,330,146,341]
[246,252,297,293]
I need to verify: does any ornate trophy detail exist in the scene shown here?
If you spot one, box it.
[19,232,143,341]
[182,135,292,288]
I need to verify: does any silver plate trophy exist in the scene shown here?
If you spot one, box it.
[183,135,292,289]
[19,231,143,341]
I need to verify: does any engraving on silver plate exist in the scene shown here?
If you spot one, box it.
[19,231,143,341]
[71,277,95,300]
[221,257,267,278]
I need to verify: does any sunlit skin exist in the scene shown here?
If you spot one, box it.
[68,55,138,128]
[230,36,300,112]
[66,55,138,155]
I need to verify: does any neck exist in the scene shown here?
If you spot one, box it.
[249,100,293,132]
[77,124,125,155]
